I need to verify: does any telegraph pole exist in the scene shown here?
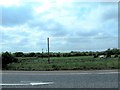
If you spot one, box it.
[47,37,50,64]
[42,48,43,59]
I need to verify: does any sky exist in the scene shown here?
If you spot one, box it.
[0,0,118,52]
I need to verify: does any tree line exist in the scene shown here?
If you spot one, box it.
[9,48,120,57]
[1,48,120,69]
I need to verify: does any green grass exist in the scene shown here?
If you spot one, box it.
[6,56,119,71]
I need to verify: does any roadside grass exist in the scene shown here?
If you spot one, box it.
[7,56,119,71]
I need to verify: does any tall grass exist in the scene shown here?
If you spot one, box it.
[7,56,119,71]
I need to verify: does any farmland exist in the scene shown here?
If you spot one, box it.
[6,56,119,71]
[2,48,120,71]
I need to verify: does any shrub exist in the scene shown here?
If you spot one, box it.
[114,54,118,58]
[52,64,60,70]
[2,52,18,69]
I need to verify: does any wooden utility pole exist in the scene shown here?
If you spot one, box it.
[42,48,43,59]
[47,37,50,64]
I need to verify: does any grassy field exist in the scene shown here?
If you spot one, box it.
[6,56,119,71]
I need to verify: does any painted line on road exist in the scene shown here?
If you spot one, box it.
[0,71,119,75]
[0,83,29,86]
[69,72,119,75]
[0,82,54,86]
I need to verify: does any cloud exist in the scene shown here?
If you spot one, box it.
[0,1,118,52]
[0,0,22,7]
[1,4,33,26]
[49,36,118,52]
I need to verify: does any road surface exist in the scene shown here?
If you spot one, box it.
[1,70,119,88]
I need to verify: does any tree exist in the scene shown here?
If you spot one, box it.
[57,52,62,57]
[93,54,99,58]
[111,48,120,54]
[13,52,24,57]
[28,52,36,57]
[105,48,111,58]
[114,54,118,58]
[2,52,18,69]
[36,53,42,57]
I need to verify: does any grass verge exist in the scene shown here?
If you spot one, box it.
[6,56,119,71]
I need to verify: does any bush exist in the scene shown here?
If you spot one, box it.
[93,54,98,58]
[52,64,60,70]
[114,54,118,58]
[2,52,18,69]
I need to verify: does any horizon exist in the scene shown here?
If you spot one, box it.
[1,48,119,54]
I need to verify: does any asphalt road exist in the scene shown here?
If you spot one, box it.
[1,70,119,88]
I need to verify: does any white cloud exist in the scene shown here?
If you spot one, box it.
[0,1,118,52]
[1,4,33,26]
[0,0,22,7]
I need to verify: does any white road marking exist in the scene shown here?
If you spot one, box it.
[0,84,29,86]
[0,82,54,86]
[96,72,119,74]
[69,72,119,75]
[0,71,119,75]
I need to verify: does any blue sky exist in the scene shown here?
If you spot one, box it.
[0,0,118,52]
